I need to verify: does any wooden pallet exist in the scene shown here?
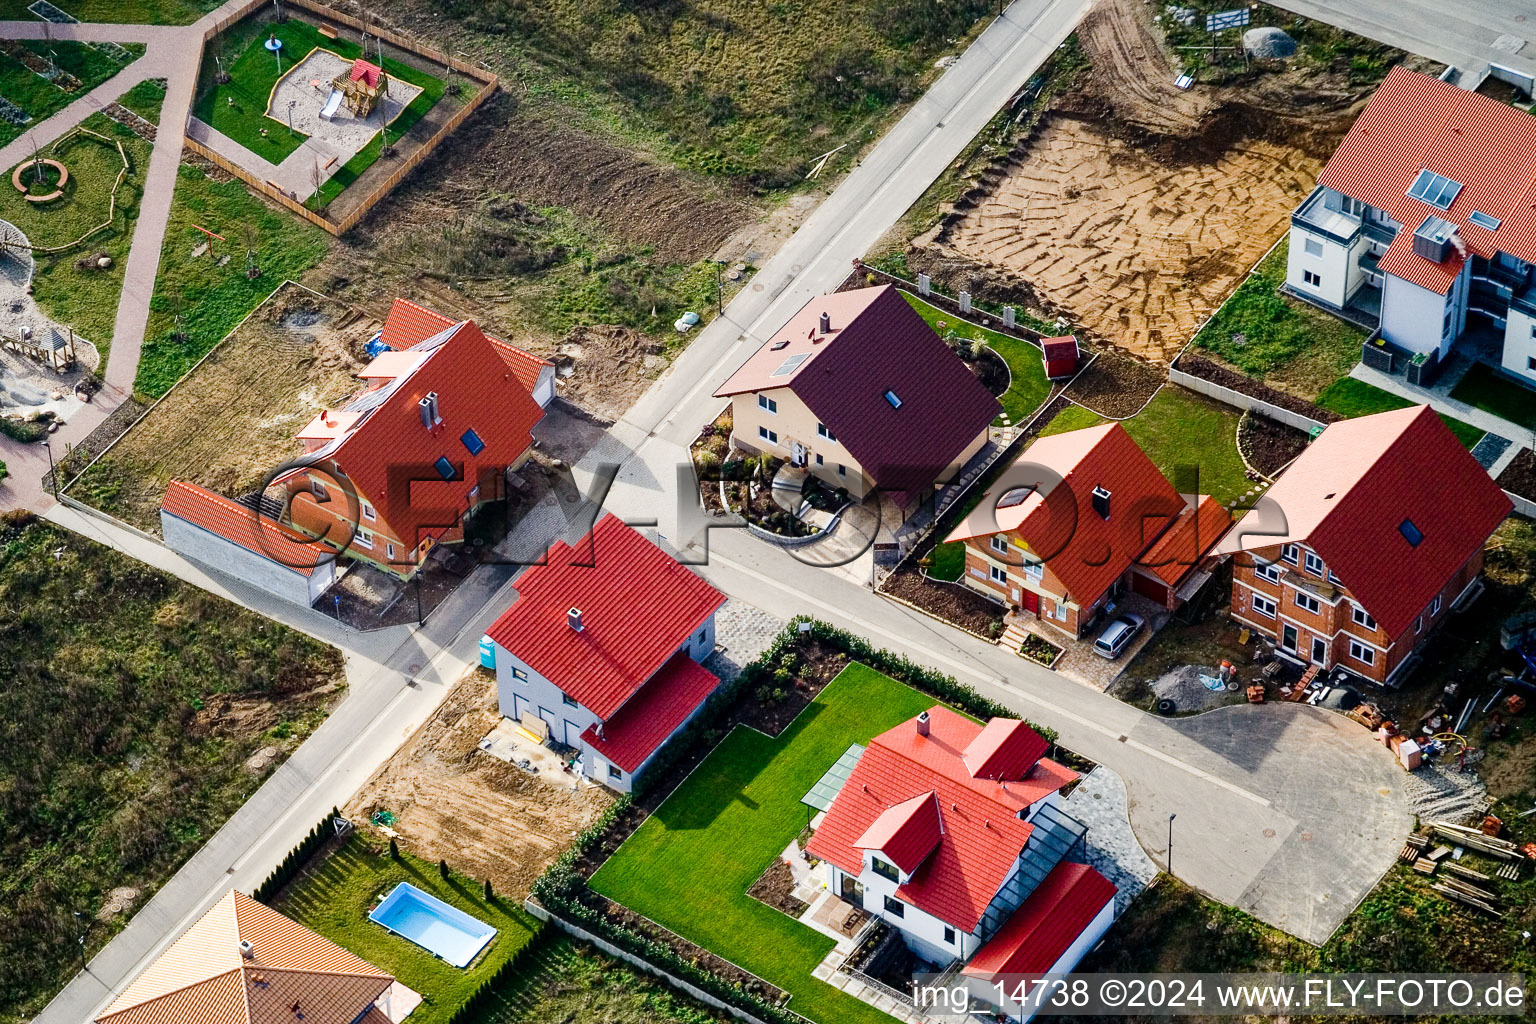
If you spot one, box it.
[1400,833,1429,863]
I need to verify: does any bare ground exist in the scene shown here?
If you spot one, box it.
[344,668,612,898]
[924,0,1399,361]
[66,285,376,530]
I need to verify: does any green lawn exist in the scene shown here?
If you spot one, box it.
[277,836,541,1024]
[1036,389,1250,504]
[0,518,344,1024]
[117,77,167,124]
[0,0,216,23]
[590,663,942,1024]
[1449,362,1536,432]
[900,291,1052,425]
[474,935,728,1024]
[1315,377,1485,449]
[927,539,966,581]
[1191,239,1368,401]
[194,18,447,170]
[138,163,331,397]
[0,111,157,358]
[0,40,141,148]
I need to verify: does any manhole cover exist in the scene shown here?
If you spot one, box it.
[1262,828,1276,838]
[1300,831,1314,841]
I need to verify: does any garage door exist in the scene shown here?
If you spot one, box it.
[1130,571,1168,604]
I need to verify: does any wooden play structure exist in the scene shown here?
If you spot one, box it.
[331,57,389,117]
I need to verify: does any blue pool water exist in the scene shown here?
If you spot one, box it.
[368,883,497,968]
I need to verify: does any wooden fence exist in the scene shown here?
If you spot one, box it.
[187,0,499,237]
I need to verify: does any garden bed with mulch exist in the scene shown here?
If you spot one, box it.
[1064,349,1165,417]
[1237,411,1311,478]
[746,859,808,918]
[966,345,1011,397]
[881,566,1005,638]
[1497,448,1536,502]
[1018,631,1063,667]
[1176,354,1342,424]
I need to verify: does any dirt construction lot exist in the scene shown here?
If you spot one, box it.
[933,0,1400,360]
[345,668,612,897]
[67,284,377,531]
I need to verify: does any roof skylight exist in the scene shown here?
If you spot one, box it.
[771,352,810,377]
[1407,169,1462,210]
[1398,517,1423,548]
[1468,210,1501,230]
[884,389,902,409]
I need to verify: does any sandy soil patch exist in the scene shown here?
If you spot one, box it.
[0,221,101,422]
[269,48,422,153]
[344,668,612,897]
[67,283,376,530]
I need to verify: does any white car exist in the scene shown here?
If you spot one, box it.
[674,311,702,333]
[1093,612,1145,660]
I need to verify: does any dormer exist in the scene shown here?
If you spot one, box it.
[962,719,1048,782]
[853,791,942,883]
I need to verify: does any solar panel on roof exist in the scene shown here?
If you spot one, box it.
[1407,169,1462,210]
[771,352,810,376]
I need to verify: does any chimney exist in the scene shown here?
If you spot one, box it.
[238,939,255,960]
[427,391,441,424]
[567,607,584,632]
[1091,485,1111,520]
[418,396,434,429]
[818,311,831,335]
[916,710,930,736]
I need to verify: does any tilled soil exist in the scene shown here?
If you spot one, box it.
[1497,448,1536,502]
[879,566,1004,638]
[1238,411,1310,478]
[344,668,613,898]
[1063,349,1164,417]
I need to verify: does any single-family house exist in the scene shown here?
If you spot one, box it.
[945,423,1231,639]
[278,305,545,578]
[1223,405,1510,686]
[806,706,1115,1014]
[1285,66,1536,387]
[95,890,407,1024]
[376,298,557,408]
[483,514,727,792]
[713,285,1001,506]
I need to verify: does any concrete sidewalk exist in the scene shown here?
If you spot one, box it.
[1349,361,1531,441]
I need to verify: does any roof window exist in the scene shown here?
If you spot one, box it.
[434,456,457,482]
[1407,169,1462,210]
[1398,518,1423,548]
[771,352,810,377]
[884,389,902,409]
[1468,210,1501,230]
[461,428,485,455]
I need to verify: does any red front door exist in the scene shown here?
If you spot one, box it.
[1021,589,1040,615]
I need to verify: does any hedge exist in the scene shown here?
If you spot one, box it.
[253,808,342,902]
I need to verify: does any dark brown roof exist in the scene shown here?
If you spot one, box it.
[714,286,1000,505]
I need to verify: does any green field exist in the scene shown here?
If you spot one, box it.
[138,163,331,397]
[900,290,1052,425]
[116,77,167,124]
[1315,378,1484,449]
[194,18,447,169]
[0,0,217,23]
[1449,362,1536,432]
[1190,239,1369,401]
[590,663,941,1024]
[1,111,157,358]
[0,40,143,148]
[0,517,344,1024]
[278,836,540,1024]
[1038,403,1104,436]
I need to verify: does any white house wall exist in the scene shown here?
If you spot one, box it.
[1502,303,1536,386]
[1286,225,1356,309]
[1380,273,1453,356]
[1011,898,1116,1024]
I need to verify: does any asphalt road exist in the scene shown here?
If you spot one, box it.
[1268,0,1536,86]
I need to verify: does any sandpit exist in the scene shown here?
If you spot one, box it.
[942,117,1323,360]
[0,219,100,421]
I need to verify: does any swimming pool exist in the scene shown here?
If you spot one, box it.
[368,883,497,968]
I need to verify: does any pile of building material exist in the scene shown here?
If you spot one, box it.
[1400,822,1526,915]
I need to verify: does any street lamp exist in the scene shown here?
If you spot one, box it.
[1167,813,1177,878]
[74,911,88,970]
[37,436,56,497]
[715,260,727,316]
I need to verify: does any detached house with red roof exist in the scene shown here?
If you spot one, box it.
[1223,406,1510,686]
[96,890,407,1024]
[483,514,726,792]
[713,285,1000,507]
[806,707,1115,995]
[1287,66,1536,387]
[945,423,1231,640]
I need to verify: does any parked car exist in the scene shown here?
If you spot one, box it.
[1093,612,1145,659]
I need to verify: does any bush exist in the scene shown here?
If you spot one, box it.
[253,808,341,902]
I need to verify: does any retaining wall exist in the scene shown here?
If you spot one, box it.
[1167,366,1325,434]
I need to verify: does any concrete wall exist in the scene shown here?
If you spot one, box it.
[1166,367,1326,434]
[1381,272,1454,357]
[161,510,334,606]
[1501,302,1536,386]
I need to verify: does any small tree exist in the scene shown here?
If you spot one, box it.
[439,858,450,880]
[483,878,493,901]
[388,838,399,859]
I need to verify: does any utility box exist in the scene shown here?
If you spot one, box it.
[478,635,496,669]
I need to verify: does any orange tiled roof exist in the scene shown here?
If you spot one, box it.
[98,891,392,1024]
[1138,494,1232,587]
[162,481,324,577]
[378,298,551,395]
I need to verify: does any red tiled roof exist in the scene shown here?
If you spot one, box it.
[1316,66,1536,294]
[806,706,1077,932]
[945,424,1185,609]
[485,515,726,719]
[378,298,552,395]
[1138,494,1232,587]
[348,58,383,89]
[1040,336,1078,358]
[579,651,719,772]
[98,891,392,1024]
[962,861,1116,979]
[307,318,543,551]
[853,792,943,875]
[713,286,1000,506]
[1376,228,1464,295]
[162,480,322,577]
[1221,406,1510,637]
[963,719,1049,781]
